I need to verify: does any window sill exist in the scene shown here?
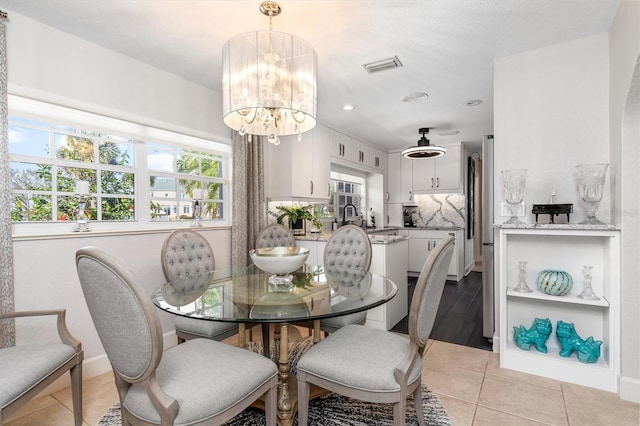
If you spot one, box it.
[11,221,232,241]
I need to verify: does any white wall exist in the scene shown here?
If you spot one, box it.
[5,11,229,141]
[494,33,610,223]
[608,0,640,402]
[495,2,640,401]
[13,229,231,384]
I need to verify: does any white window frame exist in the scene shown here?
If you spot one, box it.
[9,95,232,237]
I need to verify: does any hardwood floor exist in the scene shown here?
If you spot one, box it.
[391,271,493,351]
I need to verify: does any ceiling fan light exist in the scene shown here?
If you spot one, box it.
[402,127,447,159]
[402,145,446,159]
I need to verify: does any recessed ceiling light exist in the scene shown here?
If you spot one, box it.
[465,99,483,106]
[401,92,429,102]
[342,104,355,111]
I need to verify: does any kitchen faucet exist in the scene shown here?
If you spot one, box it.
[342,203,358,226]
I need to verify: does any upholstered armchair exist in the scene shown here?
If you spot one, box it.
[161,229,239,343]
[255,223,296,249]
[0,310,83,425]
[296,236,454,426]
[76,246,278,426]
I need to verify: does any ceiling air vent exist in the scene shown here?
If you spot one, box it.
[363,56,403,74]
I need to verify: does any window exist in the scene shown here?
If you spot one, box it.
[330,175,363,221]
[8,95,230,231]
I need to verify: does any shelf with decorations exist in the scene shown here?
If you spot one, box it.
[496,226,620,392]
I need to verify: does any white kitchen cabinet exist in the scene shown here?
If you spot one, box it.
[266,125,330,200]
[366,238,409,331]
[411,144,462,193]
[350,138,366,165]
[407,229,464,281]
[330,129,386,172]
[329,129,350,160]
[367,145,386,171]
[387,152,414,203]
[296,239,326,267]
[496,226,620,392]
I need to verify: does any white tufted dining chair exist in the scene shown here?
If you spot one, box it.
[255,224,296,249]
[161,229,239,344]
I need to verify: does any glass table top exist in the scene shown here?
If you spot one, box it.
[151,264,397,324]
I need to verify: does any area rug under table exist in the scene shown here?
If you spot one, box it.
[96,340,451,426]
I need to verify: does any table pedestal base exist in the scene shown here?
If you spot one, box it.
[251,323,327,425]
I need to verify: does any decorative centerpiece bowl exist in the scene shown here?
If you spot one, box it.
[537,269,573,296]
[249,246,309,290]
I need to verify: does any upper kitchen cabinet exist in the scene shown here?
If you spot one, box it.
[330,129,387,172]
[411,143,462,193]
[329,129,351,160]
[366,145,386,171]
[265,125,330,201]
[387,153,414,203]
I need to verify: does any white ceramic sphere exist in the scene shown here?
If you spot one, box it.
[249,246,310,274]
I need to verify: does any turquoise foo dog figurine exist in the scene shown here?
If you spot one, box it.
[513,318,552,353]
[556,320,602,363]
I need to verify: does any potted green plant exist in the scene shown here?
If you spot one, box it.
[275,204,323,235]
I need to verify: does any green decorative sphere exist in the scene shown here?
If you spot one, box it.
[537,270,573,296]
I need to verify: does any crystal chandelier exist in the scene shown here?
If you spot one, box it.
[222,1,317,145]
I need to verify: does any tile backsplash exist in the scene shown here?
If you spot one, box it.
[409,193,466,228]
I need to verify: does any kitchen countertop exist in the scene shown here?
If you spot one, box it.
[294,231,408,245]
[402,226,464,230]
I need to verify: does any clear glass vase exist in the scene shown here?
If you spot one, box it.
[578,265,599,300]
[513,261,533,293]
[502,169,528,225]
[576,163,608,225]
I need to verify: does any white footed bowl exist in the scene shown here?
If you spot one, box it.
[249,246,310,275]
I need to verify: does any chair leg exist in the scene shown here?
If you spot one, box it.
[392,399,406,426]
[70,362,83,426]
[262,323,270,358]
[264,383,277,426]
[238,324,247,347]
[297,376,310,426]
[414,386,425,426]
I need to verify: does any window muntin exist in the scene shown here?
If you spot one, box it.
[330,178,362,220]
[8,97,230,228]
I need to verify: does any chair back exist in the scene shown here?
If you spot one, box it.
[161,229,215,281]
[324,225,372,271]
[76,247,163,383]
[408,236,454,352]
[256,224,296,249]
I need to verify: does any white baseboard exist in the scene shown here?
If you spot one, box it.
[491,334,500,353]
[619,376,640,403]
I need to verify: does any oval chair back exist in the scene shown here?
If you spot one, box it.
[256,224,296,249]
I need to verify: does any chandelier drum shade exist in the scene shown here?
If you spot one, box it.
[222,3,317,143]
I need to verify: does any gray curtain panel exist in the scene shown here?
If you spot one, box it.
[0,11,15,348]
[231,132,266,270]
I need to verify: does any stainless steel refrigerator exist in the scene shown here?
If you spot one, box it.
[481,135,495,339]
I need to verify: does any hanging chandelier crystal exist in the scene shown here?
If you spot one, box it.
[222,1,317,145]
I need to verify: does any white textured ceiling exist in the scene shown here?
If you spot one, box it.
[0,0,621,152]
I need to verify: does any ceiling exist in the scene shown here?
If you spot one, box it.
[0,0,621,152]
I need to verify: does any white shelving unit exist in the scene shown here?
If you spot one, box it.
[496,225,620,392]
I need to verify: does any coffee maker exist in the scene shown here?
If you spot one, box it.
[403,208,416,227]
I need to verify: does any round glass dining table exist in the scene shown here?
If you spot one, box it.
[151,263,397,425]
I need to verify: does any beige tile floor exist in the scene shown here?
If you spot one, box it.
[4,329,639,426]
